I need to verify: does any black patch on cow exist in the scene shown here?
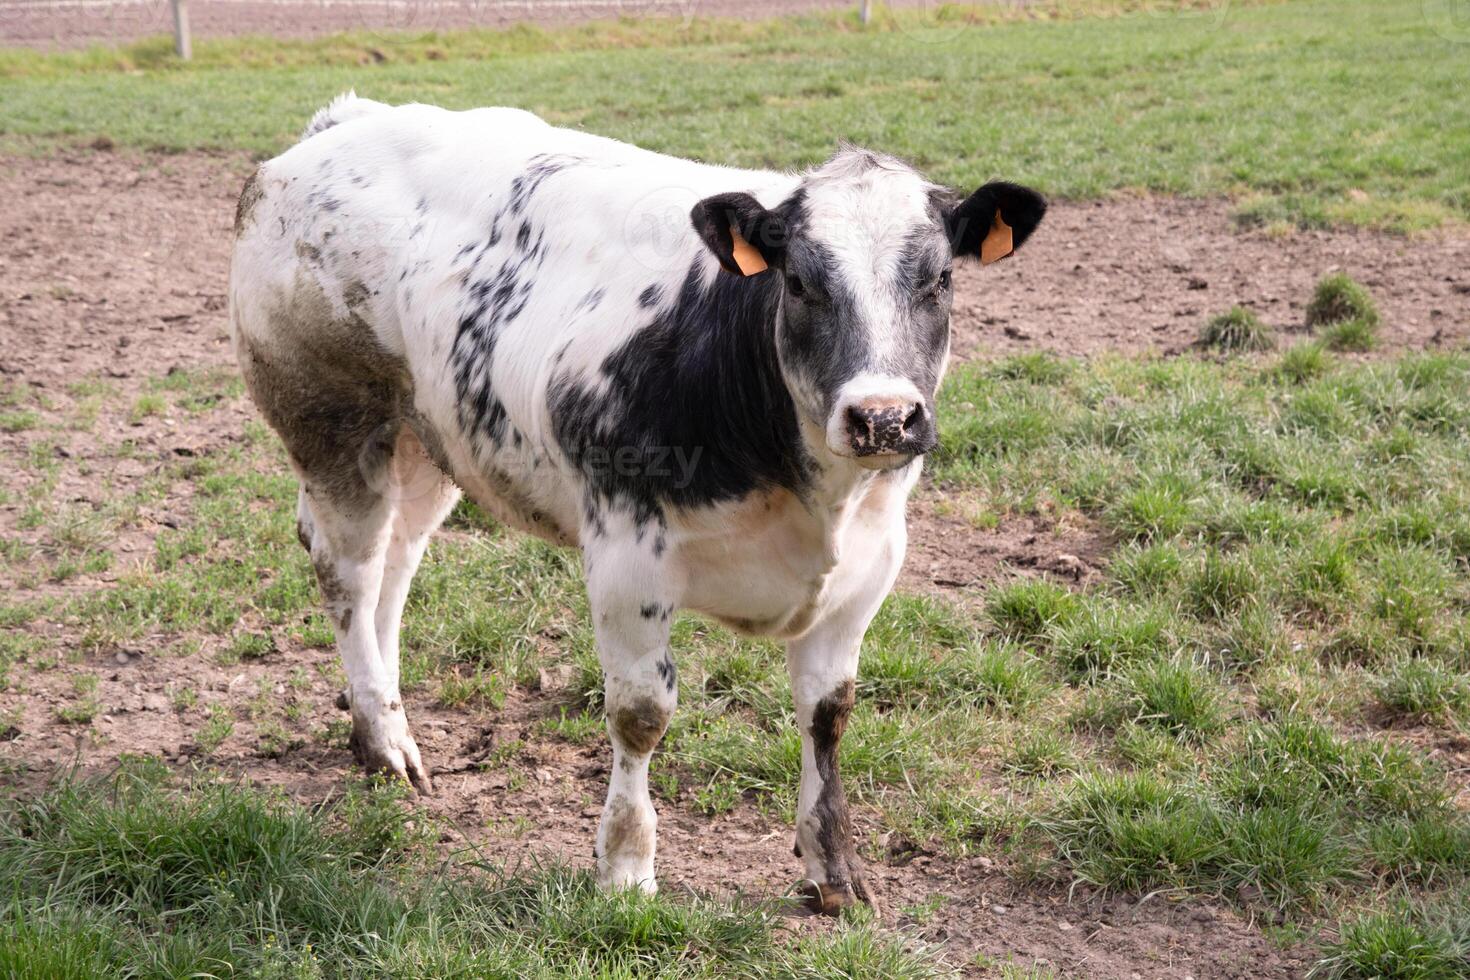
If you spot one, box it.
[638,284,662,309]
[548,260,811,515]
[450,214,549,450]
[655,653,676,694]
[639,602,661,620]
[507,153,583,216]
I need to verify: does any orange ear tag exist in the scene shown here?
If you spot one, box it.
[979,212,1014,265]
[730,225,768,276]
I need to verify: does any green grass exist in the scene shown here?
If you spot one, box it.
[1199,306,1275,353]
[0,0,1466,229]
[0,764,935,978]
[1308,273,1382,330]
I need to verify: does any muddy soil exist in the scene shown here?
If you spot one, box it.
[4,146,1468,977]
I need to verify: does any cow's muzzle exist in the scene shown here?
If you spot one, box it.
[831,394,937,466]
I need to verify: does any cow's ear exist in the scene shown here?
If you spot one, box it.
[690,192,787,276]
[945,181,1047,265]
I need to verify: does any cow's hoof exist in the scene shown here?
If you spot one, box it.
[335,688,350,712]
[800,862,881,917]
[348,717,434,795]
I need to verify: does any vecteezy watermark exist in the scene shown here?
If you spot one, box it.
[1424,0,1470,41]
[568,444,704,489]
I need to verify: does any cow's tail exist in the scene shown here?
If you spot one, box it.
[300,91,389,142]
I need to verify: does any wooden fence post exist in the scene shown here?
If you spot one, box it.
[171,0,191,60]
[860,1,872,24]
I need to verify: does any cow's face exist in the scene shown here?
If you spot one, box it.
[692,150,1045,471]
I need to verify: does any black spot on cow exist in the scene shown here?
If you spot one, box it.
[507,153,583,216]
[548,259,812,514]
[655,654,676,693]
[234,168,264,236]
[638,284,662,309]
[639,602,661,620]
[575,287,605,314]
[582,496,607,538]
[450,220,551,450]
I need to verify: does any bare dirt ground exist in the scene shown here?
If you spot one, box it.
[3,0,884,48]
[4,146,1469,977]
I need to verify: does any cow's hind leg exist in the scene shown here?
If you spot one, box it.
[584,518,679,893]
[373,429,460,699]
[295,456,433,793]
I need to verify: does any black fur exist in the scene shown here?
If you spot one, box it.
[507,154,582,216]
[655,653,677,694]
[450,214,549,450]
[943,181,1048,260]
[548,260,810,516]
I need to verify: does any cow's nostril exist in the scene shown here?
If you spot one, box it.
[902,404,925,433]
[845,406,870,435]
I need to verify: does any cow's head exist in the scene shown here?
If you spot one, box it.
[691,149,1045,471]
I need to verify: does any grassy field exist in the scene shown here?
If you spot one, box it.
[4,289,1470,974]
[0,0,1467,231]
[3,0,1470,975]
[0,763,932,978]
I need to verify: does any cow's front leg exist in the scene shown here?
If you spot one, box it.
[787,627,877,915]
[585,529,679,894]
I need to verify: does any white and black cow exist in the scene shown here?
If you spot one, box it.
[229,93,1044,913]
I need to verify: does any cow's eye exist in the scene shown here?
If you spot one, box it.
[785,274,805,298]
[938,268,952,290]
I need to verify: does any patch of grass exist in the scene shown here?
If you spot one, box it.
[986,579,1080,642]
[1199,306,1275,353]
[1373,658,1470,723]
[1273,343,1331,384]
[1047,771,1224,893]
[0,1,1463,229]
[0,769,936,977]
[0,410,40,433]
[194,706,235,757]
[1117,656,1227,743]
[1313,903,1470,980]
[1320,316,1380,353]
[127,393,167,423]
[1306,273,1380,330]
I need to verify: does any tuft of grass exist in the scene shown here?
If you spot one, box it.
[1118,657,1227,743]
[1373,658,1470,723]
[0,410,40,433]
[1306,273,1380,330]
[1047,771,1223,893]
[1273,343,1331,384]
[986,579,1080,643]
[1313,904,1470,980]
[1320,317,1380,352]
[1199,306,1275,353]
